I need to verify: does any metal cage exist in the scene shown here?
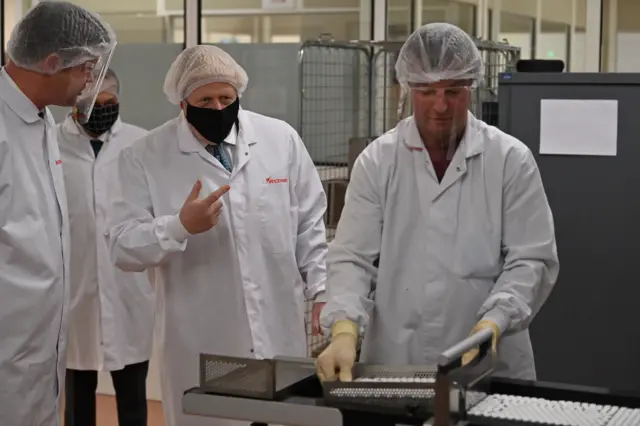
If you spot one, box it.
[473,39,521,127]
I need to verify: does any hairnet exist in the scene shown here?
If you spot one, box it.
[7,1,116,75]
[163,45,249,105]
[101,68,120,96]
[394,22,483,88]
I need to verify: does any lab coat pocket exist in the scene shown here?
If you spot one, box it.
[452,230,501,278]
[257,179,292,255]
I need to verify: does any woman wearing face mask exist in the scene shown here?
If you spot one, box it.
[106,45,329,426]
[57,67,154,426]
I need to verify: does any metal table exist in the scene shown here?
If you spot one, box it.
[182,331,495,426]
[183,390,343,426]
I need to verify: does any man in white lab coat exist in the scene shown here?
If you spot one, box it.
[0,2,116,425]
[316,23,559,382]
[107,45,328,426]
[58,68,153,426]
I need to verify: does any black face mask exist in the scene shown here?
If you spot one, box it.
[81,103,120,136]
[185,98,240,143]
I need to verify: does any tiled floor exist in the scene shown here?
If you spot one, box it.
[95,395,165,426]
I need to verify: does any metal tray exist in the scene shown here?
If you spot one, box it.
[322,364,487,416]
[199,354,317,400]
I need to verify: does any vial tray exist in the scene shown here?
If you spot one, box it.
[469,394,640,426]
[322,364,486,415]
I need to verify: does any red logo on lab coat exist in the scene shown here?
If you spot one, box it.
[265,177,288,184]
[408,146,424,152]
[55,160,62,165]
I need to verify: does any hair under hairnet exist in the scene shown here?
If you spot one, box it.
[7,1,116,75]
[394,22,483,88]
[163,45,249,105]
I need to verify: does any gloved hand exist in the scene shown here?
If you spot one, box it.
[461,319,500,366]
[315,320,358,382]
[311,302,326,336]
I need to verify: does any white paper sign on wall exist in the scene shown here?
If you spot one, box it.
[261,0,295,10]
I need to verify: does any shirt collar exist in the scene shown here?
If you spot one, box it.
[222,122,238,146]
[0,67,45,124]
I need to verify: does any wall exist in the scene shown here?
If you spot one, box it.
[611,0,640,71]
[2,0,590,48]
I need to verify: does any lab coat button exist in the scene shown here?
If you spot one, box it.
[250,349,254,353]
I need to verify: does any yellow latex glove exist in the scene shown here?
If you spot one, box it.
[461,319,501,366]
[315,320,358,382]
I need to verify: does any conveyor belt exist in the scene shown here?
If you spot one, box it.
[470,394,640,426]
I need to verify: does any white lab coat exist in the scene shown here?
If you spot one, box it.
[320,113,559,380]
[0,68,70,425]
[107,109,328,426]
[57,116,155,372]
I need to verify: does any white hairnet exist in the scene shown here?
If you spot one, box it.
[163,45,249,105]
[101,68,120,96]
[394,22,483,87]
[7,1,116,75]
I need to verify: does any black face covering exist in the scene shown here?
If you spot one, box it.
[81,103,120,136]
[185,98,240,143]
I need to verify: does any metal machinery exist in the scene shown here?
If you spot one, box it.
[297,36,520,359]
[497,73,640,394]
[183,328,640,425]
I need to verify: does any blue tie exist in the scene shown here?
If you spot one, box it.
[207,144,232,172]
[90,139,103,157]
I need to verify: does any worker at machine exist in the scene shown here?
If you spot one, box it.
[107,44,329,426]
[315,22,559,382]
[0,1,115,424]
[58,68,153,426]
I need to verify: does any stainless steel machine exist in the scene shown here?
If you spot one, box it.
[182,329,640,426]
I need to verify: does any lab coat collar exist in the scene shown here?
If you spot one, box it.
[62,114,124,142]
[109,116,124,136]
[177,107,258,154]
[0,67,44,124]
[403,111,484,159]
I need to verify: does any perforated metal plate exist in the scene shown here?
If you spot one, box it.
[200,355,275,399]
[203,358,245,382]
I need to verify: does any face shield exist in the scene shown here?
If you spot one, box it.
[408,82,473,159]
[75,45,116,124]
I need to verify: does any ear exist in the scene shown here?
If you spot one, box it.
[41,54,62,75]
[180,100,187,114]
